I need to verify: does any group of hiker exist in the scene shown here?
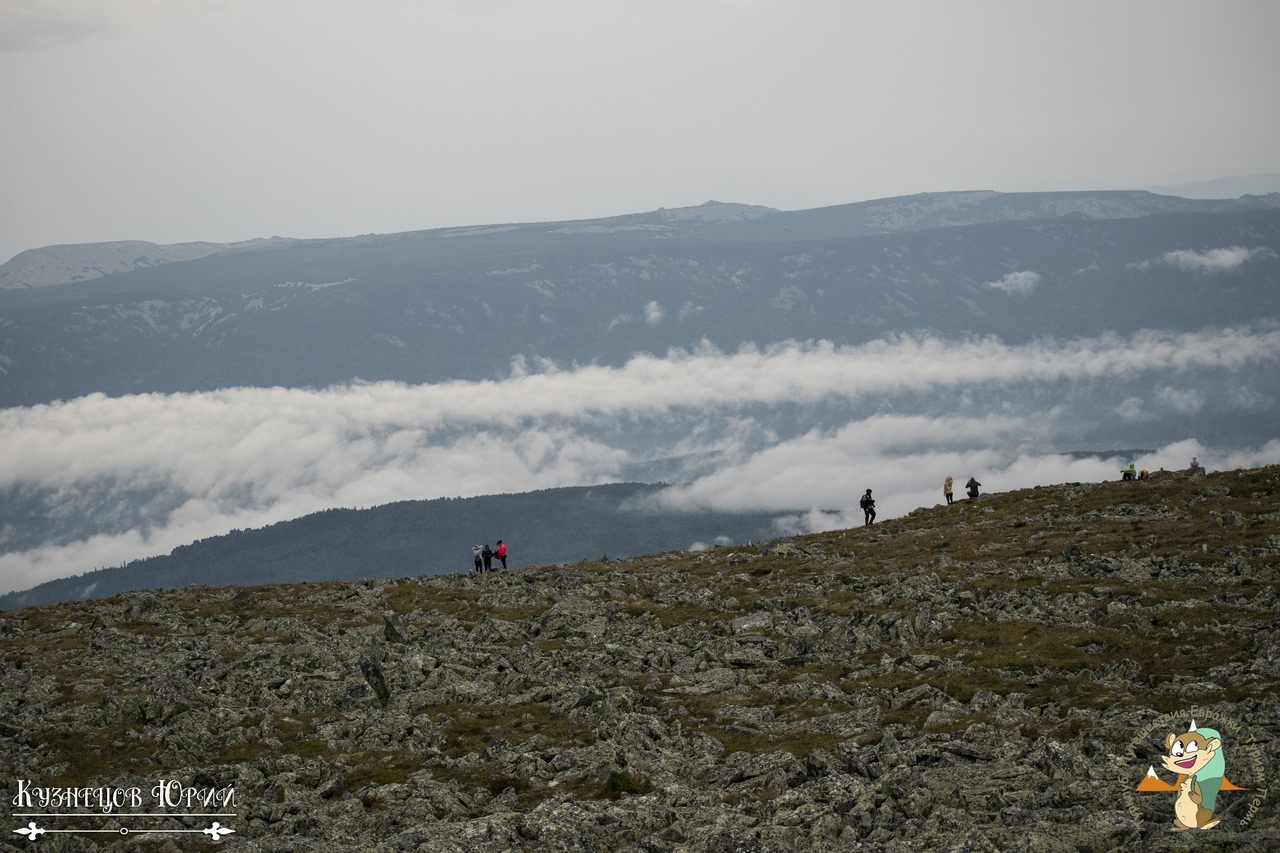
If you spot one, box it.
[942,475,981,505]
[861,455,1202,527]
[1121,462,1150,481]
[476,458,1202,567]
[471,540,508,573]
[859,475,982,526]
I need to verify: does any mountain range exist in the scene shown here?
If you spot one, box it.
[2,190,1278,409]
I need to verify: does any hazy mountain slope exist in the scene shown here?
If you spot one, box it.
[0,483,786,609]
[725,189,1280,242]
[1144,173,1280,199]
[0,237,294,289]
[2,204,1278,408]
[4,190,1273,290]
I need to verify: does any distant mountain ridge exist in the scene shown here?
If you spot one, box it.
[4,190,1277,290]
[1143,172,1280,199]
[0,236,294,290]
[3,190,1279,409]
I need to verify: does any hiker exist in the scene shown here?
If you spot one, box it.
[1122,462,1137,481]
[482,543,493,572]
[472,544,483,573]
[944,475,954,505]
[966,477,981,499]
[1191,455,1202,471]
[860,489,876,525]
[494,540,508,569]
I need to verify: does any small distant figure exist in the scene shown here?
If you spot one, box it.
[966,477,981,499]
[472,544,483,573]
[1191,455,1203,472]
[482,543,493,572]
[495,539,508,569]
[1122,462,1137,481]
[860,489,876,525]
[944,475,954,505]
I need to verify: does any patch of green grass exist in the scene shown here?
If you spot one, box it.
[713,727,844,758]
[338,750,420,793]
[415,703,592,758]
[430,764,562,811]
[604,770,652,799]
[882,705,931,729]
[646,601,723,628]
[656,691,845,758]
[382,582,546,625]
[922,710,991,734]
[38,724,166,786]
[776,662,849,685]
[116,620,172,637]
[219,711,334,763]
[0,631,86,657]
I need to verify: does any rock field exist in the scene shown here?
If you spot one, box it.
[2,466,1278,851]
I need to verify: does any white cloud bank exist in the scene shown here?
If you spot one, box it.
[986,270,1040,294]
[1,324,1277,594]
[1136,246,1270,273]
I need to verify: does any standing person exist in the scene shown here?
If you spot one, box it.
[481,543,493,573]
[472,544,483,574]
[860,489,876,525]
[944,475,954,505]
[966,477,981,499]
[494,540,508,570]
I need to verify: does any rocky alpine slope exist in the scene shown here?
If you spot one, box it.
[2,465,1278,851]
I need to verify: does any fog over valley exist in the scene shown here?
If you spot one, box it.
[2,320,1278,596]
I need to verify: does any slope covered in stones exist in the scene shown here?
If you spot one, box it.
[2,466,1278,850]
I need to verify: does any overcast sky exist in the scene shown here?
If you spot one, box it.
[2,0,1279,263]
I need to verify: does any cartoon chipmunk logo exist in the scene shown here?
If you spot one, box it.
[1137,719,1247,831]
[1163,722,1225,830]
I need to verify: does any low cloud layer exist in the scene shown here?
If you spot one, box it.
[1,324,1277,594]
[986,270,1040,294]
[1162,246,1259,273]
[1136,246,1270,273]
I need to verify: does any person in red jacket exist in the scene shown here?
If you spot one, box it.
[494,540,508,569]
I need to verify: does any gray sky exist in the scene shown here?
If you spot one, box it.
[2,0,1279,263]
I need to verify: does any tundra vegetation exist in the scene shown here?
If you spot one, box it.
[2,466,1278,850]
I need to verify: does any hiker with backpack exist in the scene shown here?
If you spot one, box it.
[494,540,508,569]
[860,489,876,525]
